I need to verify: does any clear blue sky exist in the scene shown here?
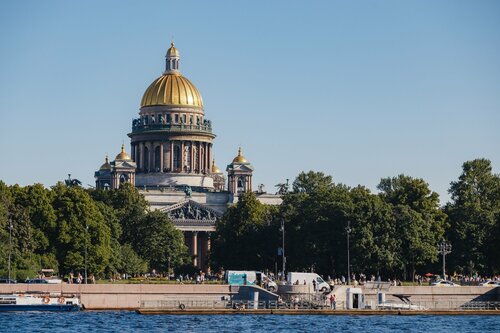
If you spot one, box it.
[1,0,499,204]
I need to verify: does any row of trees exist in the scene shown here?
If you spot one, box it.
[211,159,500,278]
[1,158,498,280]
[0,183,189,280]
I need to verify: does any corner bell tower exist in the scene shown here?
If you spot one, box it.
[226,147,254,194]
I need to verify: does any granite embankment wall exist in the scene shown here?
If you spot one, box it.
[0,284,232,310]
[336,285,500,309]
[1,284,498,310]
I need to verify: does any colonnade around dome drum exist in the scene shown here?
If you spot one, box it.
[131,139,213,175]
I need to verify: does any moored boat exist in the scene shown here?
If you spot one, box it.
[0,293,82,311]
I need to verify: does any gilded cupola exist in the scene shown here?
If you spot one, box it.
[99,155,111,170]
[211,160,221,173]
[140,42,203,108]
[232,147,248,163]
[115,144,132,161]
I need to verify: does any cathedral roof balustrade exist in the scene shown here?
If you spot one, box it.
[131,118,213,136]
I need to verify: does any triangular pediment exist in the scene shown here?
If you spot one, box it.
[161,200,223,222]
[228,164,254,172]
[114,160,137,169]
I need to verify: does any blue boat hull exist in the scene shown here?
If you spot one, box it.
[0,304,81,312]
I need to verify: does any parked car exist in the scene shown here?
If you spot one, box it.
[480,280,500,287]
[431,280,459,287]
[0,278,17,284]
[25,278,49,284]
[287,272,331,293]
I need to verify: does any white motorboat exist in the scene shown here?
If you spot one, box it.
[0,293,82,311]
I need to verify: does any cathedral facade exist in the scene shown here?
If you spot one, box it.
[95,43,281,271]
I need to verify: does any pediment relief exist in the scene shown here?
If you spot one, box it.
[162,200,222,221]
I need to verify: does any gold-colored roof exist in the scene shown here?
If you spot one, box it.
[232,147,248,163]
[211,160,221,173]
[99,155,111,170]
[115,144,132,161]
[166,42,179,58]
[141,73,203,108]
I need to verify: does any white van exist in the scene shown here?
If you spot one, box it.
[226,270,278,292]
[287,272,331,293]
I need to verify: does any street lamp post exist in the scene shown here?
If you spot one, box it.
[437,240,452,280]
[8,219,13,284]
[281,219,286,281]
[84,225,89,284]
[346,221,351,285]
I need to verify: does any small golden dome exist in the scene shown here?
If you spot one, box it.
[232,147,248,163]
[211,160,221,173]
[141,73,203,108]
[99,155,111,170]
[166,42,180,58]
[115,144,132,161]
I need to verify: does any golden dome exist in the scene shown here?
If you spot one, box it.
[99,155,111,170]
[141,42,203,108]
[232,147,248,163]
[166,42,179,58]
[115,144,132,161]
[141,73,203,108]
[211,160,221,173]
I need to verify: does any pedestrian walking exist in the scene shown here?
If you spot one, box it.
[329,294,336,310]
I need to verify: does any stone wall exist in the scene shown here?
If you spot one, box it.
[0,284,232,310]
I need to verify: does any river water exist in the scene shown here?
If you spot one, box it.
[0,312,498,332]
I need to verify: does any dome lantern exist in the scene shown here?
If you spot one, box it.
[140,42,203,108]
[165,42,180,73]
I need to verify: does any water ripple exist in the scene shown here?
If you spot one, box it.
[0,312,498,333]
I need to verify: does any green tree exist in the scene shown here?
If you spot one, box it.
[211,191,277,271]
[348,186,398,276]
[378,175,446,279]
[292,171,334,194]
[282,172,351,277]
[0,182,14,277]
[118,244,148,276]
[108,183,148,250]
[446,158,500,274]
[51,183,112,276]
[138,210,188,272]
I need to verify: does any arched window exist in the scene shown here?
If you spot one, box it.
[154,146,161,172]
[119,174,128,183]
[237,177,245,193]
